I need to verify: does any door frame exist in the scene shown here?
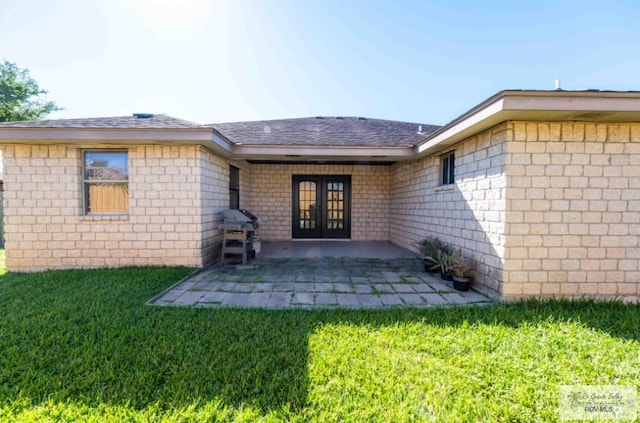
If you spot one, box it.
[292,175,351,239]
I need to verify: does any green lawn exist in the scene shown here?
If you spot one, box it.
[0,260,638,422]
[0,248,6,275]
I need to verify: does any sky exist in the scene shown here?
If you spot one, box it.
[2,0,640,126]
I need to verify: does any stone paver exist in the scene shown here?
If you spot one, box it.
[315,293,338,306]
[372,283,395,293]
[178,281,197,290]
[148,258,494,309]
[292,292,315,305]
[272,282,296,291]
[393,284,419,293]
[315,276,336,283]
[397,293,428,305]
[201,291,228,303]
[245,292,272,307]
[216,282,238,292]
[157,289,185,303]
[295,283,316,292]
[172,291,205,305]
[334,283,355,293]
[379,294,405,306]
[412,284,436,293]
[336,293,360,307]
[232,283,255,293]
[429,282,456,293]
[314,283,334,292]
[268,292,292,307]
[443,292,482,305]
[420,293,449,306]
[358,294,383,307]
[350,277,370,284]
[253,283,273,292]
[194,282,216,290]
[354,284,374,294]
[222,293,253,306]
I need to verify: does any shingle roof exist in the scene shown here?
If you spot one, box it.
[0,114,202,129]
[0,114,441,147]
[208,117,440,147]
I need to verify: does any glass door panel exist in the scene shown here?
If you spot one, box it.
[292,175,350,239]
[298,181,317,230]
[325,181,344,230]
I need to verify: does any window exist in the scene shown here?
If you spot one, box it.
[229,165,240,209]
[83,151,129,214]
[440,151,455,185]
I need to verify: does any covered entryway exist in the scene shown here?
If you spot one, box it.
[292,175,351,239]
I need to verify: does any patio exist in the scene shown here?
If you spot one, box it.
[149,241,494,308]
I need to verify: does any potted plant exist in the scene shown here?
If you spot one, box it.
[418,237,443,273]
[425,248,455,280]
[450,253,473,291]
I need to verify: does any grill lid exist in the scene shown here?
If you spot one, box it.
[222,209,260,230]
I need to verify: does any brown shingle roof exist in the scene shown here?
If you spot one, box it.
[208,117,440,147]
[0,114,202,129]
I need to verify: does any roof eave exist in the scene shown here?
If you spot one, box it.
[0,127,233,156]
[232,144,414,162]
[415,90,640,157]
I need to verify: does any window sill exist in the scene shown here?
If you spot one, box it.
[81,214,129,222]
[434,184,455,192]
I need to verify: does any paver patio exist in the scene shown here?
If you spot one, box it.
[149,257,494,308]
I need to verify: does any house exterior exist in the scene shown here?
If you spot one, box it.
[0,90,638,302]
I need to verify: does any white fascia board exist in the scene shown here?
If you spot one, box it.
[416,98,504,155]
[0,127,233,155]
[0,127,214,141]
[210,132,233,154]
[232,144,414,159]
[503,92,640,112]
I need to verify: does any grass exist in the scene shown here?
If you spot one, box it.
[0,257,638,421]
[0,248,6,275]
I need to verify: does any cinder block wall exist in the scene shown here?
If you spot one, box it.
[502,122,640,300]
[199,151,252,264]
[249,164,390,240]
[390,124,509,295]
[2,144,208,270]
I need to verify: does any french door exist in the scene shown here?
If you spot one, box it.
[292,175,351,239]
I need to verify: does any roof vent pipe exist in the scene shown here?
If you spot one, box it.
[417,124,423,134]
[555,79,562,90]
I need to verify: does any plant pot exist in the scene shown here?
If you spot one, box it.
[452,276,470,291]
[441,272,453,281]
[423,259,438,273]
